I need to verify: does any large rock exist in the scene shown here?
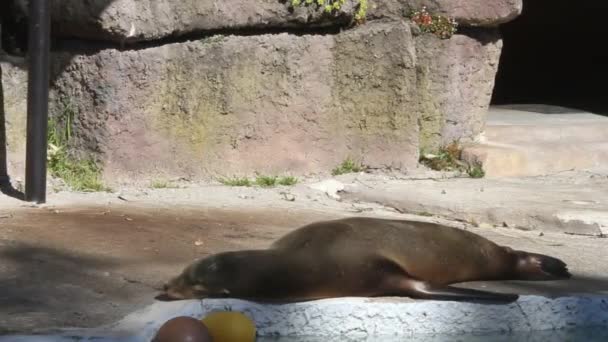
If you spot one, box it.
[16,0,356,43]
[11,0,519,43]
[439,0,522,26]
[48,22,419,184]
[415,29,502,150]
[374,0,523,27]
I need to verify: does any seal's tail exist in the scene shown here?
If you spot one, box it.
[514,251,572,281]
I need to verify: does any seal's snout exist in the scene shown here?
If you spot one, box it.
[155,293,174,301]
[156,283,186,301]
[154,274,188,301]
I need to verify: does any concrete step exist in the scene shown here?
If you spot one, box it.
[484,107,608,144]
[485,119,608,144]
[462,105,608,177]
[462,141,608,178]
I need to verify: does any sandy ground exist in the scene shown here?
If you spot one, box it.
[0,171,607,334]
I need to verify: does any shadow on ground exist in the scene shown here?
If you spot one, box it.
[0,205,310,334]
[0,242,144,334]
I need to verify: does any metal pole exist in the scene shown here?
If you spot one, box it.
[1,66,9,186]
[0,18,8,186]
[25,0,51,203]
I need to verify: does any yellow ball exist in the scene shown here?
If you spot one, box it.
[201,311,256,342]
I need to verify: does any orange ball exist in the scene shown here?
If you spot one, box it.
[153,316,213,342]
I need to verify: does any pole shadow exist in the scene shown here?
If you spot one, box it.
[0,64,24,200]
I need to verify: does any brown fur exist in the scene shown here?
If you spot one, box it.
[159,217,571,302]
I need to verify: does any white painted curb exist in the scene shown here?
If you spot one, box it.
[1,296,607,341]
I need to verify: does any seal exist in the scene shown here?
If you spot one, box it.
[159,217,571,302]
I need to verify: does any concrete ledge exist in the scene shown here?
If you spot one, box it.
[1,296,607,341]
[462,106,608,178]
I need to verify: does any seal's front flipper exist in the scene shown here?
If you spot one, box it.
[396,279,519,303]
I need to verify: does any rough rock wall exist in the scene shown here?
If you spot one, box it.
[48,22,419,183]
[416,30,502,150]
[2,0,511,184]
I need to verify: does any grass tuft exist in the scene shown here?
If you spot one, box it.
[219,175,298,187]
[219,177,253,187]
[47,100,109,192]
[332,157,365,176]
[150,179,179,189]
[277,176,298,186]
[255,175,278,187]
[419,142,485,179]
[467,163,485,178]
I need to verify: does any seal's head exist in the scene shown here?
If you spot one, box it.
[159,254,233,300]
[512,251,572,281]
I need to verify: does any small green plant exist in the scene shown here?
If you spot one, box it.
[150,179,178,189]
[408,6,458,39]
[354,0,368,22]
[219,177,253,187]
[419,142,485,178]
[200,35,225,44]
[255,175,278,187]
[290,0,368,23]
[277,176,298,186]
[467,163,485,179]
[47,100,109,192]
[219,175,298,187]
[419,142,463,172]
[332,157,365,176]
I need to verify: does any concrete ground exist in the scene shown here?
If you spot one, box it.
[342,169,608,235]
[1,167,608,335]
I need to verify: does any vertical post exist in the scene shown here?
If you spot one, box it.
[25,0,51,203]
[1,66,9,186]
[0,66,8,186]
[0,16,8,185]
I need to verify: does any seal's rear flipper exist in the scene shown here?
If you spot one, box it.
[396,279,519,303]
